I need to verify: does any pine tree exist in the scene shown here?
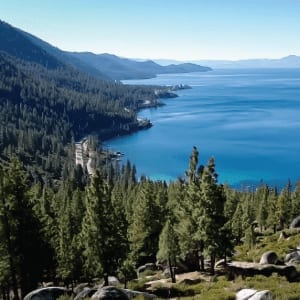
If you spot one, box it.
[276,180,292,229]
[256,185,269,231]
[0,158,44,298]
[199,157,227,275]
[231,202,244,243]
[53,181,85,284]
[80,170,121,285]
[291,181,300,219]
[157,219,178,283]
[266,187,278,233]
[128,180,162,266]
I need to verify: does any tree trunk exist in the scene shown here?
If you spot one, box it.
[224,255,227,265]
[123,271,127,289]
[199,241,205,271]
[104,273,109,286]
[210,254,215,275]
[193,250,201,271]
[168,257,176,283]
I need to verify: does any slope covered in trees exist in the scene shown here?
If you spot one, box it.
[0,150,300,299]
[0,51,159,179]
[0,19,170,180]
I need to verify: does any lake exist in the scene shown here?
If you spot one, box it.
[106,69,300,188]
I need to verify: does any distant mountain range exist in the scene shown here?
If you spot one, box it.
[0,20,211,80]
[68,52,211,80]
[155,55,300,69]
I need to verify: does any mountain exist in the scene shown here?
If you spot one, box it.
[189,55,300,69]
[154,55,300,69]
[0,20,163,179]
[20,29,110,79]
[0,20,64,69]
[69,52,212,80]
[69,52,158,80]
[0,20,211,80]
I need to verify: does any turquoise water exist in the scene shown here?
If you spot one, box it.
[106,69,300,187]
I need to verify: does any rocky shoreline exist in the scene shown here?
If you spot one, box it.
[75,84,191,172]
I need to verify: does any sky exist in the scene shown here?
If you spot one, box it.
[0,0,300,60]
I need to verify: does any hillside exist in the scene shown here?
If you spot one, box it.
[0,20,64,70]
[0,19,212,80]
[20,29,110,80]
[70,52,212,80]
[0,20,164,180]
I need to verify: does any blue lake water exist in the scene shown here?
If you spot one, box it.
[106,69,300,187]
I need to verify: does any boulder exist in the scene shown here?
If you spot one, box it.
[108,276,120,286]
[74,287,98,300]
[290,216,300,229]
[249,290,273,300]
[285,251,300,264]
[74,283,90,295]
[227,261,298,282]
[123,289,156,299]
[259,251,278,265]
[92,286,129,300]
[24,287,69,300]
[162,267,171,278]
[236,289,257,300]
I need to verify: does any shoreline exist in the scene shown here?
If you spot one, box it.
[75,84,191,173]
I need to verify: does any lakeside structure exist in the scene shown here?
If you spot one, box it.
[75,139,95,176]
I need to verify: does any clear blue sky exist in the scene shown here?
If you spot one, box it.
[1,0,300,60]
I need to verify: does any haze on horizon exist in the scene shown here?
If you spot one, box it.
[1,0,300,61]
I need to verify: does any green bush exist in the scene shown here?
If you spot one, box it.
[234,230,300,262]
[57,296,74,300]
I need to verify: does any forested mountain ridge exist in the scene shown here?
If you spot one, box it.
[0,20,212,80]
[0,50,160,178]
[0,20,64,70]
[0,20,165,181]
[20,28,110,80]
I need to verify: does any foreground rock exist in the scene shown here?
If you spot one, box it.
[123,289,156,299]
[24,287,70,300]
[259,251,278,265]
[227,261,298,281]
[92,286,129,300]
[290,216,300,228]
[285,250,300,265]
[236,289,257,300]
[74,287,98,300]
[236,288,273,300]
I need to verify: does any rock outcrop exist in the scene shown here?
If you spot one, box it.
[92,286,129,300]
[227,261,298,282]
[290,216,300,229]
[259,251,278,265]
[285,250,300,265]
[236,288,273,300]
[74,287,98,300]
[24,287,70,300]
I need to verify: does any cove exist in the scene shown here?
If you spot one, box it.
[105,69,300,188]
